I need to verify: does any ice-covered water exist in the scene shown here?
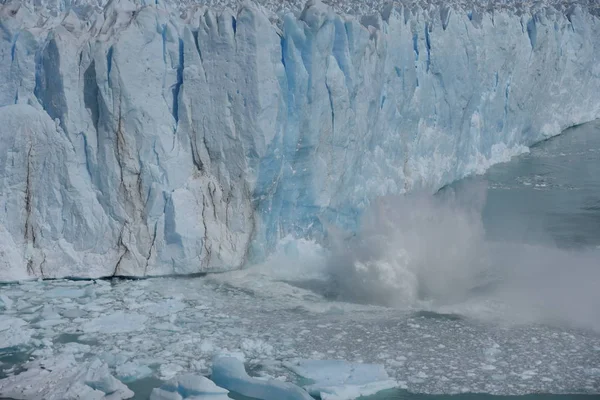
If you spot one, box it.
[1,121,600,398]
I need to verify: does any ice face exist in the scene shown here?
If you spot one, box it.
[0,354,134,400]
[0,0,599,279]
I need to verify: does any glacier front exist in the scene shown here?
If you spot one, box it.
[0,0,599,280]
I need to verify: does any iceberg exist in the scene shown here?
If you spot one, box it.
[211,355,314,400]
[150,373,230,400]
[284,359,398,400]
[0,0,599,279]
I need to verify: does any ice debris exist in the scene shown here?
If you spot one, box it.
[0,355,134,400]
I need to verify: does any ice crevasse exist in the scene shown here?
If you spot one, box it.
[0,0,599,280]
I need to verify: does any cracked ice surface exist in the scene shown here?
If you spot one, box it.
[1,276,599,398]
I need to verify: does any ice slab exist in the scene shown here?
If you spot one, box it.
[0,294,13,310]
[116,361,153,383]
[285,359,398,400]
[211,356,313,400]
[0,355,133,400]
[150,373,229,400]
[150,389,184,400]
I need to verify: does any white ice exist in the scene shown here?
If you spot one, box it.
[150,374,230,399]
[0,354,134,400]
[211,355,314,399]
[284,359,398,400]
[0,316,33,349]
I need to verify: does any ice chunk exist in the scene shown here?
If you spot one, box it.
[82,311,147,334]
[160,363,185,380]
[211,356,313,400]
[116,361,153,383]
[241,338,274,359]
[0,355,133,400]
[150,389,183,400]
[284,359,398,400]
[62,308,86,318]
[150,374,229,400]
[0,316,33,349]
[0,294,13,310]
[145,300,186,316]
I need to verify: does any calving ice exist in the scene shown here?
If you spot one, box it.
[0,0,599,281]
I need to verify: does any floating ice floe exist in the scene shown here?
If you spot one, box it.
[285,359,398,400]
[0,294,13,309]
[0,316,33,349]
[150,373,229,400]
[0,355,133,400]
[116,361,153,383]
[82,311,148,334]
[211,356,313,400]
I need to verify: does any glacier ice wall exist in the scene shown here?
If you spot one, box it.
[0,0,599,280]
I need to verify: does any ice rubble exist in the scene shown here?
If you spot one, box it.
[0,354,134,400]
[0,278,599,397]
[0,316,34,349]
[1,0,600,280]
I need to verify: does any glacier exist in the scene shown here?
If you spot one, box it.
[0,0,599,280]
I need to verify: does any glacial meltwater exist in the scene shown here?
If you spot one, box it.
[1,121,599,399]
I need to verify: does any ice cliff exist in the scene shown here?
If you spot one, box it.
[0,0,599,280]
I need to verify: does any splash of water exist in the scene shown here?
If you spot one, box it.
[322,179,600,330]
[326,182,493,308]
